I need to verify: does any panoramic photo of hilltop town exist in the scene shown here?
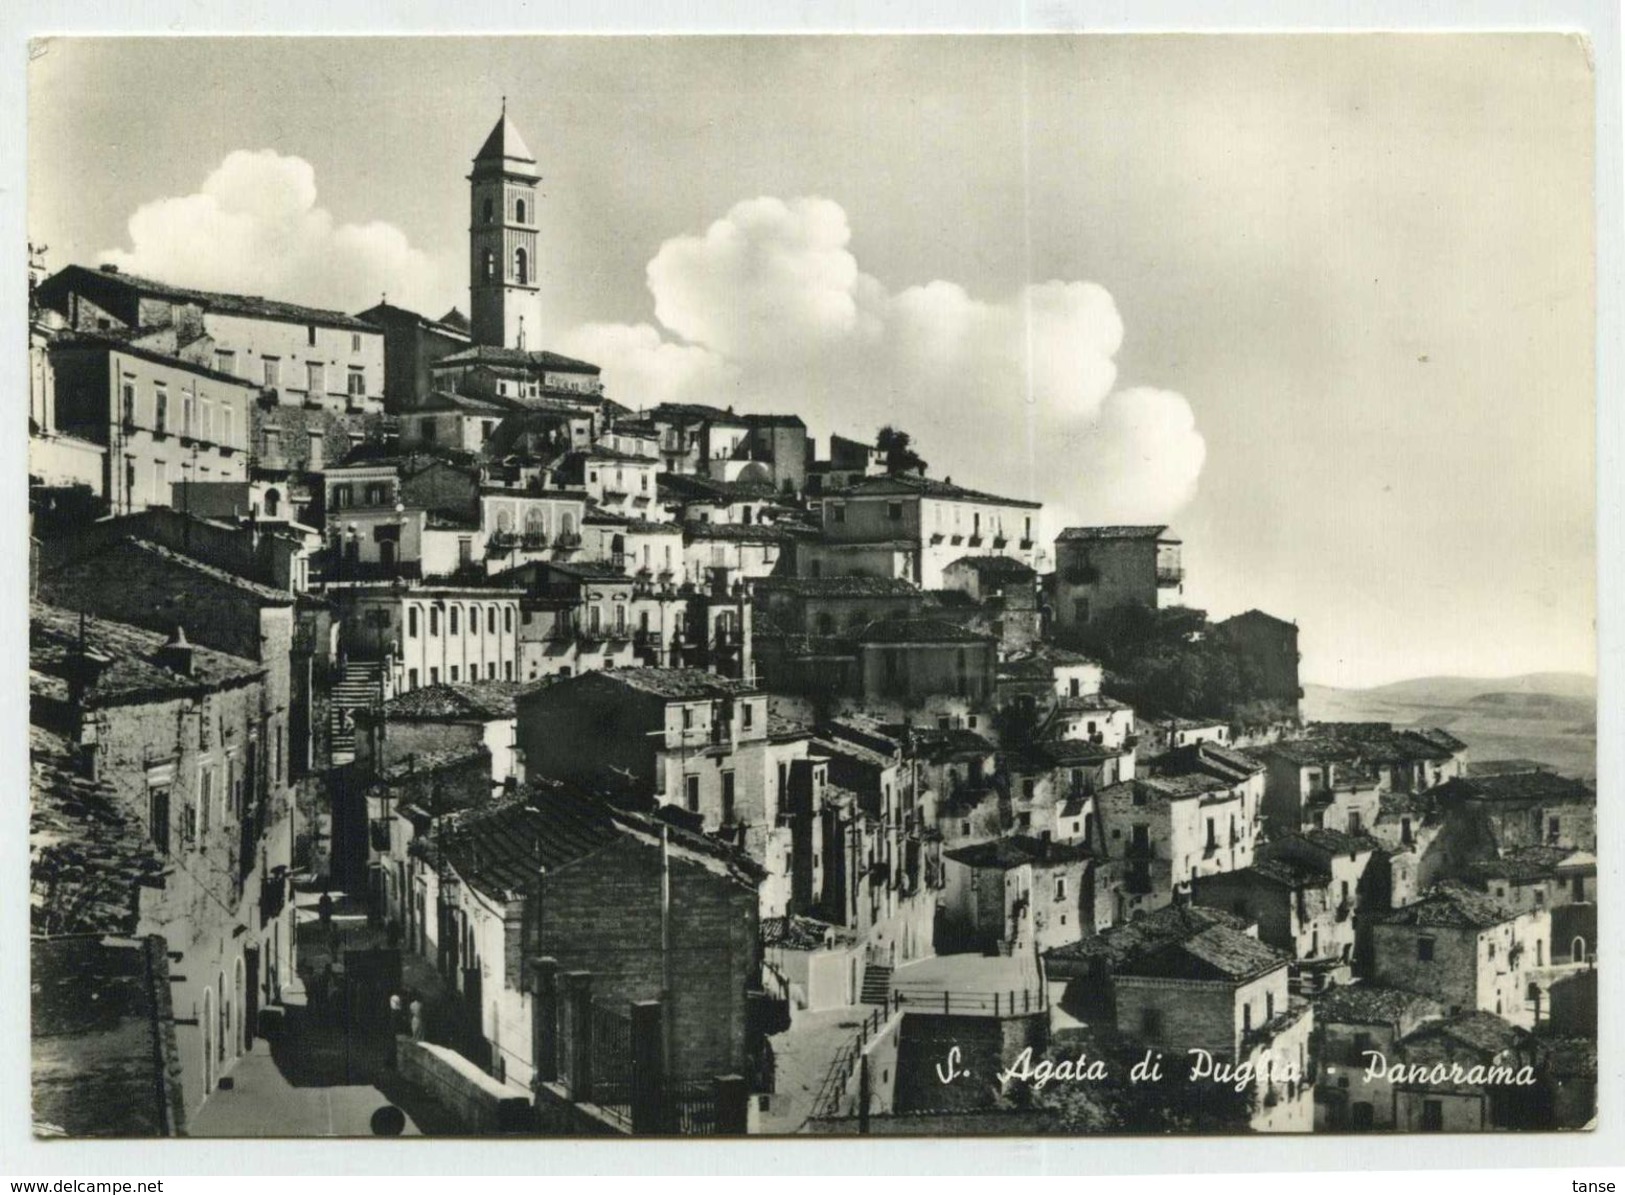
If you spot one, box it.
[27,37,1596,1138]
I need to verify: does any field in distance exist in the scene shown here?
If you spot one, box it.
[1301,672,1596,780]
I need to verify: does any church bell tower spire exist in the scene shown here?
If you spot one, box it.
[469,107,542,350]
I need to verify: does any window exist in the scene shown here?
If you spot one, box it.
[685,774,701,813]
[1266,991,1275,1019]
[449,606,460,634]
[741,702,754,731]
[429,607,440,636]
[504,608,514,632]
[307,325,318,347]
[1054,876,1067,901]
[516,198,527,224]
[408,607,420,637]
[307,361,324,395]
[1417,937,1435,962]
[513,247,529,285]
[155,389,168,434]
[488,607,497,634]
[263,357,280,387]
[887,501,903,521]
[347,369,365,397]
[483,197,494,223]
[831,503,846,524]
[407,668,418,690]
[449,665,459,682]
[1243,1004,1252,1033]
[214,350,236,376]
[199,767,213,837]
[122,380,137,425]
[149,786,171,855]
[429,667,440,684]
[351,333,362,353]
[504,662,513,680]
[682,707,695,731]
[483,249,496,281]
[722,771,736,822]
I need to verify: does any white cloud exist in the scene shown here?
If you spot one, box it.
[99,149,454,316]
[586,196,1205,529]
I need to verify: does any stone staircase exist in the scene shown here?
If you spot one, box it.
[329,660,385,760]
[859,962,893,1006]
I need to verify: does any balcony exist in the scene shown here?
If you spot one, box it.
[521,532,550,550]
[1156,566,1184,587]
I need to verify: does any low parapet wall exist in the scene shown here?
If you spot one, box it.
[397,1038,532,1134]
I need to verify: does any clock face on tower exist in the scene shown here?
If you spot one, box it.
[469,111,542,350]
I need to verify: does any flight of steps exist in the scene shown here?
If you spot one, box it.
[859,962,893,1007]
[329,660,385,760]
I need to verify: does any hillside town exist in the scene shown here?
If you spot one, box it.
[28,111,1597,1138]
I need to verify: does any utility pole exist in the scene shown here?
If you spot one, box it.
[659,822,674,1127]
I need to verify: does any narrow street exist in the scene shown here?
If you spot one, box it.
[191,885,465,1137]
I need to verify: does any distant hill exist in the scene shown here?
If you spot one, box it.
[1302,672,1596,779]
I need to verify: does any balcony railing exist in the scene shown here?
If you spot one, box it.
[1156,567,1184,587]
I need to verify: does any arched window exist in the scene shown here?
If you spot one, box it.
[514,247,528,286]
[1573,936,1587,964]
[516,198,527,224]
[483,249,496,282]
[263,488,280,518]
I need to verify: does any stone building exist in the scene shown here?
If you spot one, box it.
[48,331,255,514]
[354,301,472,410]
[1211,609,1302,717]
[1108,921,1313,1132]
[1431,770,1597,853]
[409,784,763,1090]
[1311,984,1443,1131]
[1050,525,1184,634]
[941,836,1097,954]
[30,602,297,1123]
[1370,883,1551,1028]
[817,474,1041,590]
[36,263,385,413]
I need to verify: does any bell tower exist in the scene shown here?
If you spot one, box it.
[469,105,543,350]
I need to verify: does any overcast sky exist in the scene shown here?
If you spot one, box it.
[28,35,1596,688]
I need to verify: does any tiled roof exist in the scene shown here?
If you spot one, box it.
[31,935,184,1137]
[1055,525,1172,542]
[1215,609,1297,631]
[434,345,600,374]
[822,474,1042,509]
[413,390,523,415]
[421,782,762,901]
[1118,923,1288,983]
[944,834,1092,871]
[44,263,379,330]
[1026,738,1120,767]
[551,667,759,701]
[685,523,797,544]
[893,725,996,761]
[1246,857,1333,889]
[1307,722,1461,764]
[473,112,537,165]
[1258,738,1354,767]
[379,681,539,722]
[754,575,920,598]
[31,602,263,708]
[49,331,258,389]
[855,618,994,645]
[30,724,164,935]
[1400,1010,1530,1061]
[1375,882,1519,929]
[1436,772,1594,805]
[645,402,742,423]
[1314,984,1442,1027]
[1467,846,1591,883]
[1289,827,1383,856]
[1046,904,1250,966]
[997,644,1100,680]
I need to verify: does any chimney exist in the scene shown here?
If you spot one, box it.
[158,625,196,677]
[64,612,114,708]
[306,428,325,472]
[99,263,120,274]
